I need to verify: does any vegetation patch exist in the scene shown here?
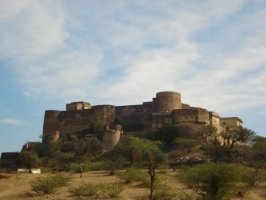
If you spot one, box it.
[69,162,103,172]
[153,185,175,200]
[30,173,72,194]
[102,183,124,198]
[178,163,250,200]
[69,182,124,198]
[117,167,150,187]
[69,182,101,196]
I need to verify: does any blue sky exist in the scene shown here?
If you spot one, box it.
[0,0,266,154]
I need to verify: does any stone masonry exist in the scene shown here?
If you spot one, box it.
[42,91,243,149]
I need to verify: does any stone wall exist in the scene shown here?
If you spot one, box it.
[115,104,144,118]
[43,110,61,137]
[220,117,243,129]
[0,152,19,170]
[42,91,241,147]
[42,105,116,140]
[172,108,209,124]
[102,124,122,150]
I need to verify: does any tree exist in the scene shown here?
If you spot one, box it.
[222,126,256,149]
[250,136,266,169]
[148,162,158,200]
[47,151,74,171]
[199,126,256,163]
[17,151,39,173]
[154,124,180,147]
[104,156,125,175]
[116,137,162,165]
[197,125,218,145]
[179,163,249,200]
[39,140,61,157]
[72,137,102,163]
[173,137,198,153]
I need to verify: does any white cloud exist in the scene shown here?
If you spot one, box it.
[19,44,103,100]
[0,1,68,62]
[0,0,265,120]
[0,0,26,22]
[23,92,31,97]
[0,118,22,125]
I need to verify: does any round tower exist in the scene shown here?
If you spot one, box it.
[153,91,181,112]
[102,124,122,150]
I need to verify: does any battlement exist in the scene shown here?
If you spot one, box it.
[66,101,91,111]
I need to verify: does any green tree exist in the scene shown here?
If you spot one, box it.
[173,137,198,153]
[103,156,125,175]
[47,151,74,171]
[200,126,256,163]
[179,163,248,200]
[72,137,102,163]
[116,137,162,165]
[38,139,62,157]
[250,136,266,169]
[154,124,180,147]
[17,151,39,173]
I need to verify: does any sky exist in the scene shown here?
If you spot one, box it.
[0,0,266,154]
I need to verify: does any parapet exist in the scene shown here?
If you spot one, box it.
[66,101,91,111]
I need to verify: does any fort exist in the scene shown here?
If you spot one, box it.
[0,91,243,169]
[42,91,243,149]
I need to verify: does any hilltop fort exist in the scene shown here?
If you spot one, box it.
[1,91,244,170]
[42,91,243,147]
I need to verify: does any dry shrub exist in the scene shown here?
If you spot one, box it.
[69,182,101,196]
[102,183,124,198]
[69,182,124,198]
[30,173,72,194]
[153,185,176,200]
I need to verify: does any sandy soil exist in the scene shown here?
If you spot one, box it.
[0,171,265,200]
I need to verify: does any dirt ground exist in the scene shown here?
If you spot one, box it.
[0,171,265,200]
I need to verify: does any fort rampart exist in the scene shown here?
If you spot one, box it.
[42,91,242,149]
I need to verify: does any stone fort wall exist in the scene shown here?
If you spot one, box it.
[43,105,116,139]
[42,91,228,147]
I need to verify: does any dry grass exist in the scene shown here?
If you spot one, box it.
[0,170,265,200]
[0,173,12,179]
